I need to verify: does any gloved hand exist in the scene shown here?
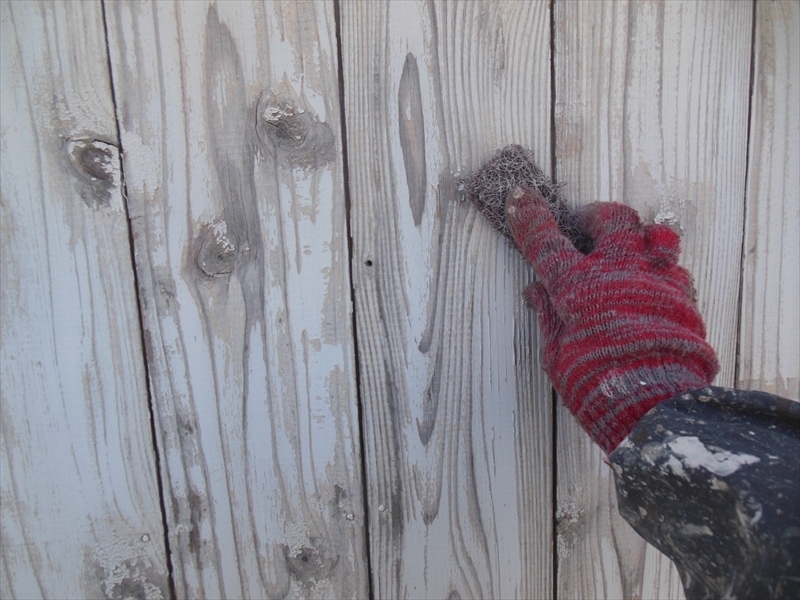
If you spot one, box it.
[506,186,719,453]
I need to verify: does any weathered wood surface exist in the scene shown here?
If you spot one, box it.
[104,1,367,598]
[739,0,800,401]
[0,1,168,598]
[341,1,554,598]
[553,1,753,598]
[3,1,800,598]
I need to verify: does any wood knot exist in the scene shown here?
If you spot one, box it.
[260,98,307,148]
[87,547,168,600]
[282,542,339,588]
[195,220,238,277]
[66,138,120,208]
[256,91,335,169]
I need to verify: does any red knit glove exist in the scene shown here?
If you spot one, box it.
[507,187,719,453]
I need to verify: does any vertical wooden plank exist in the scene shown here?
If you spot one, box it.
[554,1,753,598]
[341,1,553,598]
[104,1,367,598]
[740,0,800,401]
[0,1,168,598]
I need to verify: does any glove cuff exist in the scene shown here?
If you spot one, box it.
[561,361,717,454]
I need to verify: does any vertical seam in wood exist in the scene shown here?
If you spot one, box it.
[334,2,375,598]
[99,2,176,598]
[734,0,759,391]
[549,1,559,598]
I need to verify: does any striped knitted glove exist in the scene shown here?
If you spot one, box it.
[507,186,719,453]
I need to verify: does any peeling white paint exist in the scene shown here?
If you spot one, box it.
[653,200,680,229]
[208,219,236,253]
[668,436,760,477]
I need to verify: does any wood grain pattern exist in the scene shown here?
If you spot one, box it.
[4,1,798,597]
[739,0,800,401]
[553,0,753,597]
[0,1,168,598]
[341,1,554,597]
[104,1,367,598]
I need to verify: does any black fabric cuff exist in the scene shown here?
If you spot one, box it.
[609,386,800,599]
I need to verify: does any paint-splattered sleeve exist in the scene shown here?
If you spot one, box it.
[609,387,800,600]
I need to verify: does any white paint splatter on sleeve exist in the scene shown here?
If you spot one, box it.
[668,436,761,477]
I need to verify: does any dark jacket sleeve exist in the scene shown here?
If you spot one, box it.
[609,386,800,600]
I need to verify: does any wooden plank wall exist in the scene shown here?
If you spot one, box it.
[340,2,553,598]
[0,2,169,598]
[552,2,753,598]
[1,1,798,599]
[740,0,800,400]
[103,2,366,598]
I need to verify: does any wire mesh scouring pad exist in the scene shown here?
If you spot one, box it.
[465,144,592,254]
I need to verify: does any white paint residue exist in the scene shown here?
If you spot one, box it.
[665,455,689,480]
[284,521,310,555]
[710,477,730,492]
[209,220,235,252]
[616,437,635,451]
[738,502,763,527]
[263,104,304,121]
[668,436,760,476]
[653,202,679,228]
[680,523,713,536]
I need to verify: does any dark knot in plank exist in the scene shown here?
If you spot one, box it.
[65,138,120,209]
[282,541,340,588]
[256,91,335,170]
[195,220,239,277]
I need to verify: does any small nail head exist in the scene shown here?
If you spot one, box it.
[511,186,526,199]
[507,205,517,215]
